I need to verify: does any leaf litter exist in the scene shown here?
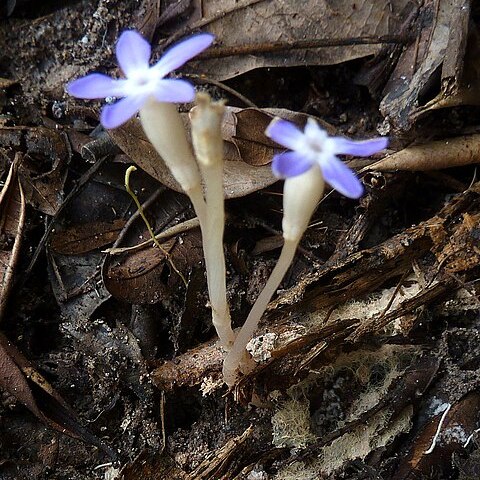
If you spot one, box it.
[0,0,479,479]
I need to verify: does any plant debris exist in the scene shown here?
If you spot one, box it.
[0,1,479,479]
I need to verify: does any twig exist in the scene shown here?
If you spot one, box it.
[105,217,200,255]
[199,35,413,59]
[159,390,166,454]
[185,73,258,108]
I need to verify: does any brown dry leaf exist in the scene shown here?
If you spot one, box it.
[0,333,114,457]
[411,22,480,118]
[174,0,414,81]
[50,219,126,255]
[120,452,189,480]
[366,134,480,171]
[108,107,334,197]
[224,108,334,166]
[18,126,69,216]
[394,392,480,478]
[104,237,175,304]
[103,232,203,304]
[0,156,25,322]
[381,0,471,130]
[0,334,46,423]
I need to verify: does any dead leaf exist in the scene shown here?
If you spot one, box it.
[366,134,480,171]
[50,219,126,255]
[411,9,480,118]
[173,0,414,81]
[227,108,334,166]
[381,0,471,130]
[103,232,203,305]
[0,156,25,322]
[0,333,115,458]
[108,106,334,197]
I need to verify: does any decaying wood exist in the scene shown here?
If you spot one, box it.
[152,182,480,393]
[189,426,254,479]
[441,0,471,94]
[381,0,472,130]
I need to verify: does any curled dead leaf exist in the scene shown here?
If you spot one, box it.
[108,106,335,198]
[0,333,115,458]
[381,0,472,130]
[0,155,25,323]
[50,219,126,255]
[366,134,480,171]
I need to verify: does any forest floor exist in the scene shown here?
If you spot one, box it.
[0,1,480,479]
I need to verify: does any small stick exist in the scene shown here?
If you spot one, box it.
[105,217,200,255]
[184,73,258,108]
[199,35,413,59]
[363,134,480,172]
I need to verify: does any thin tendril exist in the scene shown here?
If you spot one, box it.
[124,166,187,287]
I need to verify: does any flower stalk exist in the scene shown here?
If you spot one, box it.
[190,93,235,348]
[139,99,207,225]
[223,167,325,386]
[223,117,388,386]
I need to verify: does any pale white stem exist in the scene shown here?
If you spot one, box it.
[223,167,325,386]
[222,238,298,386]
[139,98,207,225]
[202,161,234,346]
[191,93,235,348]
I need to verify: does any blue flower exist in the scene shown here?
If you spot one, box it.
[265,118,388,199]
[67,30,214,129]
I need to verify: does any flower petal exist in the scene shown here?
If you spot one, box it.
[304,117,327,140]
[272,151,313,178]
[153,79,195,103]
[116,30,151,77]
[320,155,364,199]
[100,95,147,129]
[154,33,215,77]
[265,118,304,150]
[67,73,128,99]
[332,136,388,157]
